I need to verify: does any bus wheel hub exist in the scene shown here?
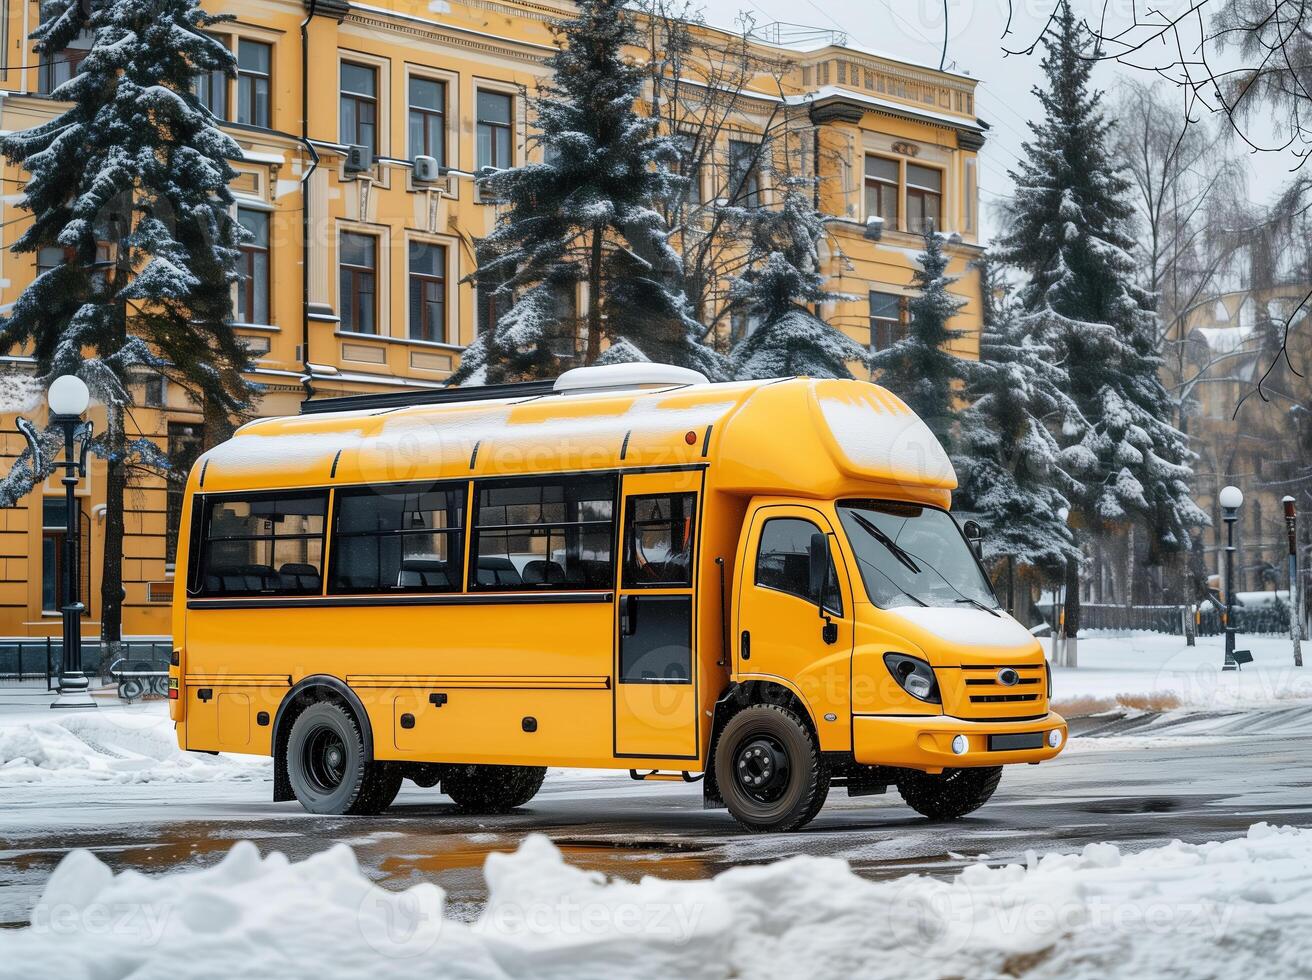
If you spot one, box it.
[735,737,787,793]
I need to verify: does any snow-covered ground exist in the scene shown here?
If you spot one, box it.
[0,700,268,785]
[1,823,1309,979]
[1050,631,1311,713]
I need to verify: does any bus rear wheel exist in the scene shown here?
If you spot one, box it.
[714,704,829,833]
[286,702,399,815]
[442,764,546,813]
[895,766,1002,820]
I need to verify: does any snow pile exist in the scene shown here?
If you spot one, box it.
[0,373,43,413]
[0,707,268,785]
[5,825,1312,978]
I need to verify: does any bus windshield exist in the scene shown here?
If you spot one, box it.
[836,500,998,611]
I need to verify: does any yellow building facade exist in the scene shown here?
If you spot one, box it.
[0,0,985,640]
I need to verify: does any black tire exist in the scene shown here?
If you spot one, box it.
[714,704,829,833]
[895,766,1002,820]
[441,764,546,813]
[286,702,393,815]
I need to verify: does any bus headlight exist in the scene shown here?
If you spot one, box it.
[883,653,941,704]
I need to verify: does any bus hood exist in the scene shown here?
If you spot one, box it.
[881,605,1042,664]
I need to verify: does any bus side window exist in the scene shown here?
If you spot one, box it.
[329,483,465,594]
[623,493,696,588]
[198,493,327,596]
[470,475,616,590]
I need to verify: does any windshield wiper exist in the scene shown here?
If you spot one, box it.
[849,512,921,575]
[954,596,1001,618]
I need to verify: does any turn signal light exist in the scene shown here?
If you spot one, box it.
[168,677,179,700]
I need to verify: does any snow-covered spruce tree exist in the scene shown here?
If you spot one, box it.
[728,184,867,379]
[869,224,967,446]
[0,0,253,650]
[992,2,1206,599]
[453,0,724,384]
[954,263,1084,599]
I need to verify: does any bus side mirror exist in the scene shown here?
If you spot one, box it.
[808,532,829,607]
[963,520,984,560]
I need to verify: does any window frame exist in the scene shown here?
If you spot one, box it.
[407,239,448,343]
[727,138,762,208]
[338,229,380,336]
[868,290,907,353]
[236,38,272,129]
[475,88,514,171]
[327,481,467,596]
[407,73,447,166]
[863,154,900,229]
[906,162,944,235]
[340,59,380,157]
[193,490,329,598]
[468,473,618,592]
[236,206,271,325]
[195,33,230,120]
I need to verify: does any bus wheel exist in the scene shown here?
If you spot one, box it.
[441,764,546,813]
[286,702,393,815]
[714,704,829,833]
[895,766,1002,820]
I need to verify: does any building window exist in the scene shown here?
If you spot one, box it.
[864,156,899,229]
[196,493,327,596]
[329,483,465,594]
[340,61,378,157]
[476,90,513,170]
[339,232,378,335]
[727,140,762,207]
[470,475,616,590]
[869,290,906,352]
[195,36,228,119]
[476,258,513,336]
[39,31,91,95]
[236,208,270,325]
[408,76,446,166]
[408,241,447,343]
[36,246,65,277]
[165,423,204,566]
[906,164,943,234]
[677,132,701,207]
[41,498,90,615]
[236,39,271,128]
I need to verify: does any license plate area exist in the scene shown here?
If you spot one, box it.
[988,732,1044,752]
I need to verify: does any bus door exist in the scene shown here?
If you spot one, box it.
[613,470,701,760]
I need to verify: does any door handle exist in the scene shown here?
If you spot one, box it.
[620,595,637,636]
[740,630,750,661]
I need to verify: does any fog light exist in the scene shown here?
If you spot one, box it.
[1047,729,1063,748]
[951,734,968,755]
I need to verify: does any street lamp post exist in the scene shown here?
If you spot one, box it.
[1285,496,1303,668]
[46,376,94,709]
[1219,485,1244,672]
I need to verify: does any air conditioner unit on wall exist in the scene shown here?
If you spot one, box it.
[343,144,372,174]
[413,155,441,182]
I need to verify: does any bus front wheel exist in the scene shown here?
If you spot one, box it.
[441,764,546,813]
[714,704,830,833]
[895,766,1002,820]
[286,702,400,816]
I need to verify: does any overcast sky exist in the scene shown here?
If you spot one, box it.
[695,0,1297,243]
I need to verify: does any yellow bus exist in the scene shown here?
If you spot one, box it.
[170,364,1066,832]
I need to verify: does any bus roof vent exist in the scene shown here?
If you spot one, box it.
[552,362,708,396]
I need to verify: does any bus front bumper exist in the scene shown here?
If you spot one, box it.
[853,711,1067,772]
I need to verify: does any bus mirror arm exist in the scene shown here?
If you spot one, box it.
[809,533,840,645]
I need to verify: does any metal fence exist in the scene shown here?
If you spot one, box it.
[0,638,173,688]
[1038,602,1296,637]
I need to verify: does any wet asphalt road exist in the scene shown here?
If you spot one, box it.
[3,714,1311,928]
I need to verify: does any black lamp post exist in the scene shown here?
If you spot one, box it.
[1219,484,1243,672]
[46,376,94,708]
